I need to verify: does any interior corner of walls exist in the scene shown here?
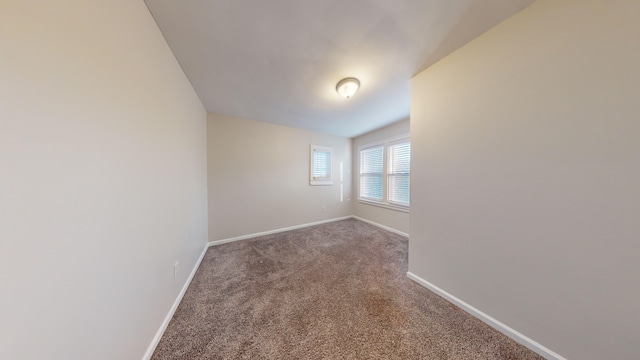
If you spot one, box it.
[206,113,354,243]
[352,216,408,238]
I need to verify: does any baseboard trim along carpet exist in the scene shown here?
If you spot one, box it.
[207,216,353,247]
[351,216,408,238]
[142,245,209,360]
[406,272,566,360]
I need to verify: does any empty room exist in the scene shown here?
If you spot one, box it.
[1,0,638,359]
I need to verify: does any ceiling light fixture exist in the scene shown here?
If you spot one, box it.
[336,77,360,99]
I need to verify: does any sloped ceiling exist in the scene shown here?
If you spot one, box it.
[145,0,535,138]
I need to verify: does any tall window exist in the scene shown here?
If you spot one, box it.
[387,141,411,206]
[358,137,410,210]
[359,145,383,200]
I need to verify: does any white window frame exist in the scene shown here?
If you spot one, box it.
[357,134,410,212]
[310,144,333,186]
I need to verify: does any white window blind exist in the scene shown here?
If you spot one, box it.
[313,151,331,179]
[388,141,410,206]
[310,145,333,185]
[359,145,383,200]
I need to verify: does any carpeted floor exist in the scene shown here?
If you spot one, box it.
[151,219,543,359]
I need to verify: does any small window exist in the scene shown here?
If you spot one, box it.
[310,145,333,186]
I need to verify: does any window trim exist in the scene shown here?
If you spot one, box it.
[357,134,410,212]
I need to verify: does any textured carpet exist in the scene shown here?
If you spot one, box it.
[151,219,543,359]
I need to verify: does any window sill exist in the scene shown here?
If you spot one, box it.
[310,180,333,186]
[357,199,409,213]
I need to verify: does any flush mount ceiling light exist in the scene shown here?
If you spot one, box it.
[336,77,360,99]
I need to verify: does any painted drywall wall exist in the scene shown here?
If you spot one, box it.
[353,120,410,235]
[208,113,352,241]
[0,2,207,359]
[410,0,640,359]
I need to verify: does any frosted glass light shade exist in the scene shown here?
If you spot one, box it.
[336,77,360,99]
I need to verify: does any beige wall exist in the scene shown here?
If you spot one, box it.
[410,0,640,359]
[353,120,410,235]
[0,2,208,359]
[208,113,352,241]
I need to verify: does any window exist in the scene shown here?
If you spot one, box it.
[359,145,383,201]
[387,142,410,206]
[310,145,333,185]
[358,136,410,210]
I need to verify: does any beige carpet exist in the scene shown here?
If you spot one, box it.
[151,219,543,359]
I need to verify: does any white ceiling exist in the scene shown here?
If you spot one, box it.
[144,0,535,138]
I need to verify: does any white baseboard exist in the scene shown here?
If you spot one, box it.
[208,216,353,247]
[352,216,409,238]
[406,272,566,360]
[142,245,208,360]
